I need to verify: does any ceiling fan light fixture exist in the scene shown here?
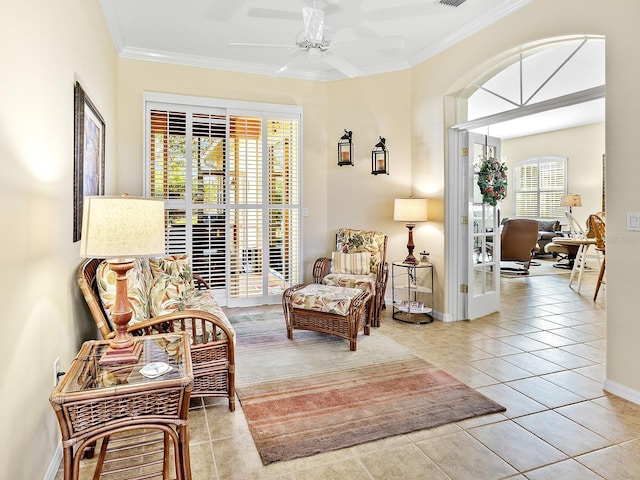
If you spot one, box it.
[437,0,467,7]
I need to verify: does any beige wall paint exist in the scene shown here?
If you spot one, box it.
[4,0,640,476]
[500,122,606,224]
[602,0,640,397]
[0,0,116,478]
[116,59,331,278]
[408,0,639,396]
[116,62,418,290]
[326,71,417,281]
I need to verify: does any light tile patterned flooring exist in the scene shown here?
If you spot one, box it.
[63,265,640,479]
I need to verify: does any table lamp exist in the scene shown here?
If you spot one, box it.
[80,195,166,365]
[394,197,428,264]
[560,194,582,213]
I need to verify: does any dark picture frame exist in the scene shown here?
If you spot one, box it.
[73,81,105,242]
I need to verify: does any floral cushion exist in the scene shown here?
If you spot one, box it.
[149,273,188,316]
[149,255,194,291]
[335,228,385,274]
[97,253,235,342]
[330,251,371,275]
[290,284,365,316]
[322,272,376,295]
[96,258,153,329]
[186,290,235,342]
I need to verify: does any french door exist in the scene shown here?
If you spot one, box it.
[460,131,500,319]
[144,94,302,307]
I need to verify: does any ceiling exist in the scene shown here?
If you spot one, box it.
[99,0,604,139]
[100,0,534,80]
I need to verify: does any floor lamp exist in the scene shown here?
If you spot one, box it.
[561,194,583,237]
[394,198,428,264]
[79,195,166,365]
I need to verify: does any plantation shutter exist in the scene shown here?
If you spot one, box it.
[515,156,566,219]
[145,95,302,306]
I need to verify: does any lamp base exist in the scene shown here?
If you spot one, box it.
[98,341,143,366]
[403,254,418,265]
[404,223,417,265]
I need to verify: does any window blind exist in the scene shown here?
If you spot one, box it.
[515,156,566,219]
[145,97,302,306]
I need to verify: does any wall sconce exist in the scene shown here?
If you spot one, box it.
[338,130,353,166]
[371,137,388,175]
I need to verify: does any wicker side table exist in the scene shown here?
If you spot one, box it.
[50,333,193,480]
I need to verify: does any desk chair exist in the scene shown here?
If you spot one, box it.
[589,214,606,300]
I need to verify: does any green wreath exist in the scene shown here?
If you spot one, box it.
[477,157,508,207]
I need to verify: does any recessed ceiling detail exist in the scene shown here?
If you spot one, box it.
[99,0,533,81]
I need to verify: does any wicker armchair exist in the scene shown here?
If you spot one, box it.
[77,258,235,411]
[312,228,388,327]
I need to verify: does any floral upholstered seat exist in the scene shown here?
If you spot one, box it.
[312,228,388,326]
[96,254,234,340]
[290,284,367,316]
[81,254,236,410]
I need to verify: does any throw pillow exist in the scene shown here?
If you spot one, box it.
[331,251,371,275]
[149,254,195,291]
[335,228,385,273]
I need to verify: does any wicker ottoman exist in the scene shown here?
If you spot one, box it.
[282,283,373,351]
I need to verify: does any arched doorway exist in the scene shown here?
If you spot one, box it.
[446,35,605,320]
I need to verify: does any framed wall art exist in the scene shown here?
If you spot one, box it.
[73,81,105,242]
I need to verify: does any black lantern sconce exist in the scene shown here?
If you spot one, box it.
[371,137,389,175]
[338,130,353,166]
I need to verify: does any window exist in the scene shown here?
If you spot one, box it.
[144,94,302,307]
[514,155,567,219]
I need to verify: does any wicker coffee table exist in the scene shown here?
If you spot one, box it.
[282,284,373,351]
[49,333,193,480]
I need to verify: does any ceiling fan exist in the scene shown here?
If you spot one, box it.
[229,2,401,78]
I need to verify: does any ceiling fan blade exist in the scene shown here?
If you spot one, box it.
[229,42,297,50]
[272,55,306,76]
[247,7,301,20]
[303,0,342,16]
[204,0,247,22]
[323,54,362,78]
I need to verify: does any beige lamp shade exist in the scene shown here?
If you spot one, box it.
[560,194,582,208]
[394,198,428,223]
[80,196,166,258]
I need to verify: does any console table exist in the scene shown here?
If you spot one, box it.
[50,333,193,480]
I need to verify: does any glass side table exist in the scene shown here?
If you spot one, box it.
[50,333,193,480]
[391,261,434,324]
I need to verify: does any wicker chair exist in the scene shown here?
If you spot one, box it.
[312,228,388,327]
[77,258,235,411]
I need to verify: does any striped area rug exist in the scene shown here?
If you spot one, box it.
[229,311,505,465]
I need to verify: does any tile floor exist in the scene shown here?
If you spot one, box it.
[63,265,640,479]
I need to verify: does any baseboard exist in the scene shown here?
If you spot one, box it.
[44,443,62,480]
[603,378,640,406]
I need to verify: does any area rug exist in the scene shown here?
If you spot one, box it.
[501,258,572,277]
[228,311,506,465]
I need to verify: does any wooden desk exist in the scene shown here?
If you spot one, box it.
[50,333,193,480]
